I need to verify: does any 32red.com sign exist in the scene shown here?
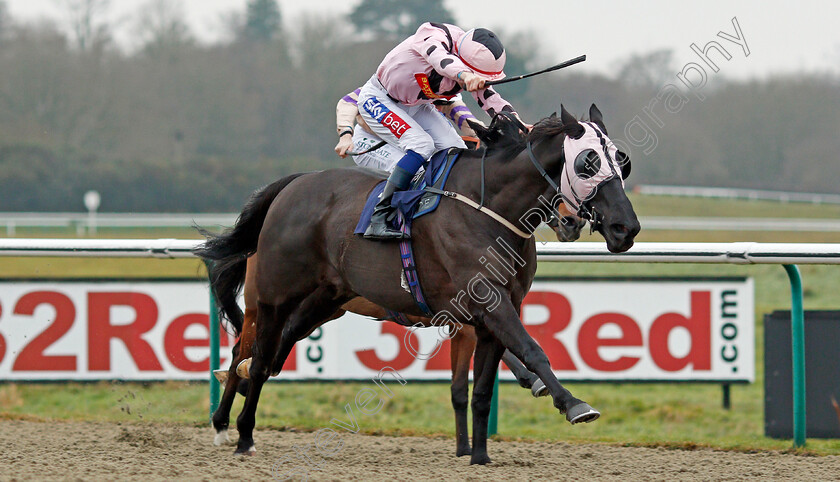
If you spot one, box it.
[296,278,754,382]
[0,278,753,382]
[0,281,235,380]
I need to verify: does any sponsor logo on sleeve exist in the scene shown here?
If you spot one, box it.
[362,97,411,139]
[414,73,455,100]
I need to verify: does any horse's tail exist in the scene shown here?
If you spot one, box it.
[194,172,307,335]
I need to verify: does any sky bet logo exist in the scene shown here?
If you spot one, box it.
[362,97,410,139]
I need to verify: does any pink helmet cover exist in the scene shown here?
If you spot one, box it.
[456,28,506,81]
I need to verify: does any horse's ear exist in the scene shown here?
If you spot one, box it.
[589,103,607,134]
[549,111,557,119]
[560,105,578,127]
[503,111,527,135]
[468,119,491,143]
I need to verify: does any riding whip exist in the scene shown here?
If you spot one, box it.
[485,54,586,86]
[346,140,387,156]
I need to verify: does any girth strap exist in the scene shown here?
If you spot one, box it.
[397,212,434,317]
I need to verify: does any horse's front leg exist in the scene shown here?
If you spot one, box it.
[469,324,505,465]
[501,350,543,394]
[485,301,600,424]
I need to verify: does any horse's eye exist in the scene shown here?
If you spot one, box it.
[573,149,600,179]
[616,151,631,179]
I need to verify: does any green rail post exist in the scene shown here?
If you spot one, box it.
[783,264,806,448]
[207,262,221,423]
[488,371,500,436]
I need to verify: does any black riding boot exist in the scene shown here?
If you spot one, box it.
[363,179,406,240]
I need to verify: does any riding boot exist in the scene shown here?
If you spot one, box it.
[364,151,421,240]
[363,179,405,240]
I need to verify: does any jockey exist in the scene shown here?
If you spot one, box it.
[334,88,482,172]
[356,22,524,239]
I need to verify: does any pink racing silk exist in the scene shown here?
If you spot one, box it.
[338,87,480,137]
[375,23,515,116]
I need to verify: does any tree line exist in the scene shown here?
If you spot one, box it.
[0,0,837,212]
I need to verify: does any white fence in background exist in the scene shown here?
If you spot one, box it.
[535,242,840,264]
[5,213,840,234]
[0,212,235,236]
[2,239,840,264]
[635,185,840,205]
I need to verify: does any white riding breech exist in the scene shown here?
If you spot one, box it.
[357,75,466,160]
[350,125,404,172]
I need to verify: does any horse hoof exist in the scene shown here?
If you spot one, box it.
[566,402,600,424]
[470,454,492,465]
[214,429,231,446]
[530,379,549,398]
[213,369,229,384]
[236,358,252,379]
[234,445,256,456]
[456,446,471,457]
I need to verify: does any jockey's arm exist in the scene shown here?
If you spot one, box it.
[465,87,532,131]
[336,90,359,137]
[335,89,365,158]
[417,27,472,83]
[434,97,484,137]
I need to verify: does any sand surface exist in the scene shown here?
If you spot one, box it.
[1,420,838,481]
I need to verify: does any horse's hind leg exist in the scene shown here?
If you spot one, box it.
[234,300,288,455]
[213,256,259,445]
[212,307,257,445]
[234,285,347,455]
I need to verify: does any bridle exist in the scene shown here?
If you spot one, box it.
[524,122,619,234]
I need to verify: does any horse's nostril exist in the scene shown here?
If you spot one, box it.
[610,224,629,236]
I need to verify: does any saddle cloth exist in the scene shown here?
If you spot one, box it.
[354,148,461,234]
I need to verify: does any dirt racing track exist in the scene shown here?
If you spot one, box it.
[1,420,838,480]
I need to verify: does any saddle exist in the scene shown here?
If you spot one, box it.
[354,148,462,235]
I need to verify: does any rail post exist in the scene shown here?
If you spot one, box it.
[783,264,806,448]
[206,262,221,422]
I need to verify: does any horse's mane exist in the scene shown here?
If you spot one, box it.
[469,113,528,159]
[470,112,585,161]
[527,115,585,143]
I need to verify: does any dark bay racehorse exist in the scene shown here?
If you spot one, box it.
[196,105,640,465]
[211,211,584,455]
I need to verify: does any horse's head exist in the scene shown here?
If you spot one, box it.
[470,113,587,243]
[529,104,640,253]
